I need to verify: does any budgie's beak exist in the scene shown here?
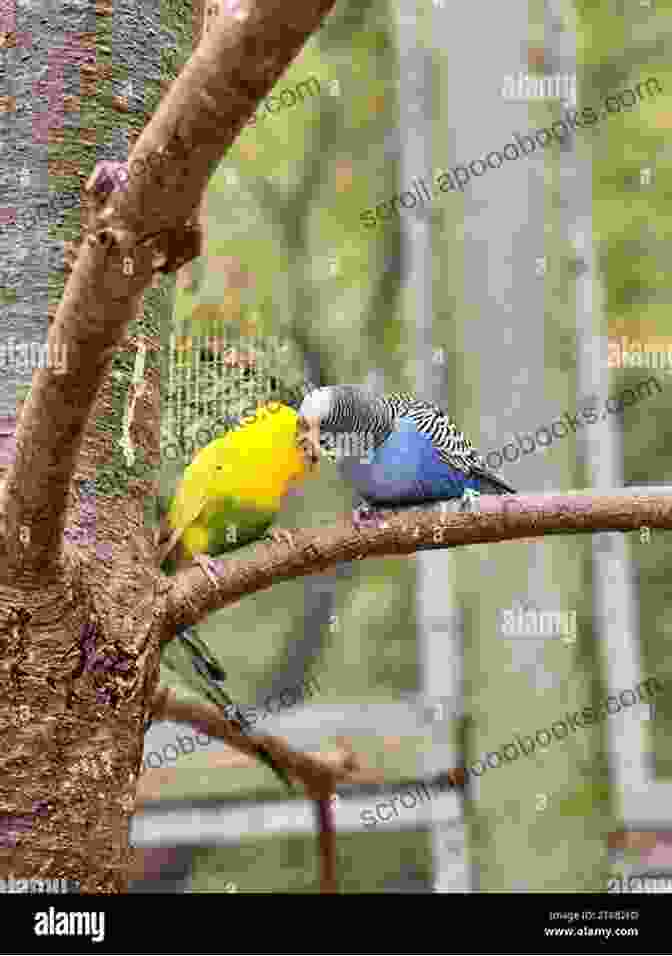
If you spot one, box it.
[296,415,321,472]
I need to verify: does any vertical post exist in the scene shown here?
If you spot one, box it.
[392,0,470,892]
[544,0,646,816]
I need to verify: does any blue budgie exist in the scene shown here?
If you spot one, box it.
[298,385,516,525]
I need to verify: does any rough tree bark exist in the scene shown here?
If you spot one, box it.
[0,0,339,895]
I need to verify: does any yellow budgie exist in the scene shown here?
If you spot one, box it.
[158,401,319,577]
[157,401,319,791]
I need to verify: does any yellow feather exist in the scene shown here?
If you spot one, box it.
[167,403,311,556]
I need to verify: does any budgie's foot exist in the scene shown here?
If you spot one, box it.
[458,488,480,513]
[192,553,221,586]
[352,502,389,531]
[156,520,182,566]
[266,528,296,549]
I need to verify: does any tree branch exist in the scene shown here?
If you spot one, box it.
[137,740,384,798]
[1,0,337,575]
[148,688,380,892]
[157,491,672,639]
[150,687,366,799]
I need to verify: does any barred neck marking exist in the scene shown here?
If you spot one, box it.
[325,388,485,468]
[325,387,401,446]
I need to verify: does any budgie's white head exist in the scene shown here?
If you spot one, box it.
[298,386,381,464]
[298,387,334,423]
[299,385,383,433]
[297,387,336,464]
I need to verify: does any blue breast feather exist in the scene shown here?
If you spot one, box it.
[340,416,482,505]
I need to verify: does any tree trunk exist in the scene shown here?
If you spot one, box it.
[0,0,192,895]
[0,0,337,893]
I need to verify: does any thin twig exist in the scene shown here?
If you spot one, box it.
[149,688,379,892]
[315,797,337,893]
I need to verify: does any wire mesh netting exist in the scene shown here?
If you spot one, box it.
[162,320,311,465]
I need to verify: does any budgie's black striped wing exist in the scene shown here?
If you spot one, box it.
[402,399,484,472]
[390,396,516,492]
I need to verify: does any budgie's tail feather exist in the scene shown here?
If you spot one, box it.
[174,629,294,792]
[471,467,517,495]
[199,679,295,791]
